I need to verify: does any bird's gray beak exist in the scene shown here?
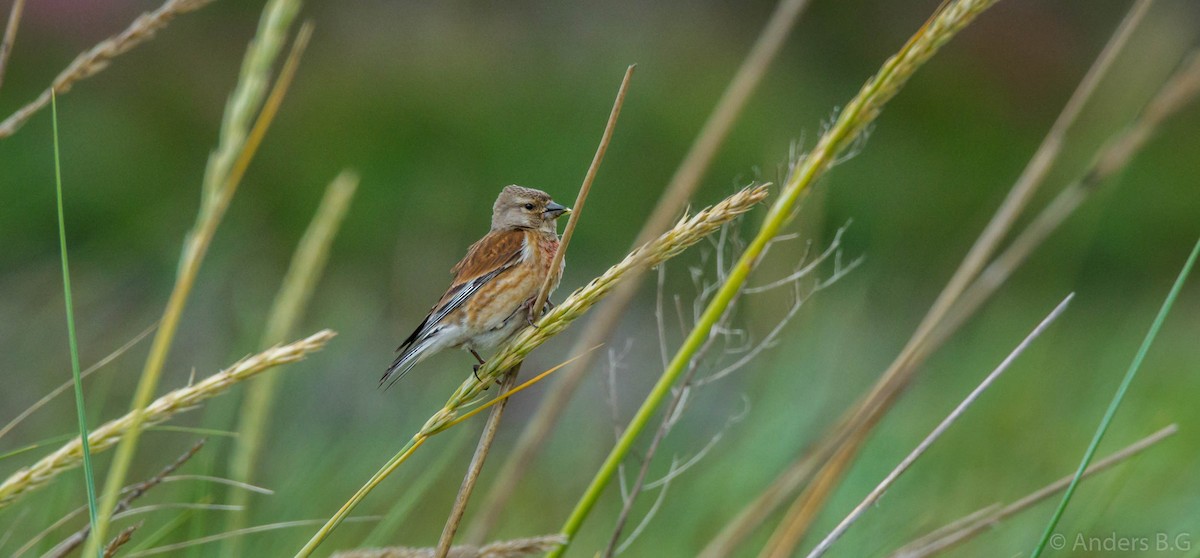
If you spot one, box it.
[544,201,570,219]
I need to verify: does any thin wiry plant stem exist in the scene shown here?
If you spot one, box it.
[805,295,1073,558]
[296,186,769,557]
[551,1,999,555]
[464,0,812,540]
[0,0,25,92]
[0,330,334,509]
[225,168,358,552]
[434,369,520,558]
[891,424,1178,558]
[51,90,100,558]
[88,1,304,551]
[700,3,1155,553]
[0,0,216,139]
[1031,239,1199,556]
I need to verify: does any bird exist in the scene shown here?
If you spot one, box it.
[382,185,570,389]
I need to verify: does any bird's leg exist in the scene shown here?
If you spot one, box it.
[469,349,487,384]
[524,298,541,328]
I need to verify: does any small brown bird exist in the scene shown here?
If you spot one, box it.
[382,185,570,388]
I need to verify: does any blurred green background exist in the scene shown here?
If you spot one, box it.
[2,0,1199,556]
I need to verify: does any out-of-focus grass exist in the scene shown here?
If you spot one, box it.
[1,1,1199,556]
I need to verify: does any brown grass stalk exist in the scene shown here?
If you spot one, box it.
[0,0,215,139]
[890,424,1179,558]
[699,3,1157,554]
[0,330,334,509]
[463,0,812,541]
[434,369,521,558]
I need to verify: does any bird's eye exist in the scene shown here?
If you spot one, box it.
[524,203,535,210]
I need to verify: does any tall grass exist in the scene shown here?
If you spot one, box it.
[50,90,100,557]
[1,2,1196,556]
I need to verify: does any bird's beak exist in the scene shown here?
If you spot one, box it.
[544,201,570,219]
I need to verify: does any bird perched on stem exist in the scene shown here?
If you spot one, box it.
[383,185,570,388]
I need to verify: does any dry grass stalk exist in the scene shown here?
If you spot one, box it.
[89,1,305,551]
[332,535,566,558]
[804,296,1072,558]
[297,186,768,556]
[0,330,334,509]
[0,0,26,92]
[465,0,812,540]
[434,370,521,558]
[41,440,206,558]
[700,3,1156,554]
[0,0,215,139]
[533,64,634,315]
[891,424,1179,558]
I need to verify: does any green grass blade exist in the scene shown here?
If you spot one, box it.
[1031,236,1200,557]
[52,89,101,557]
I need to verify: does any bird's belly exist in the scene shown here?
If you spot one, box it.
[461,267,541,348]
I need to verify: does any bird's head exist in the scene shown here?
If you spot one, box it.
[491,185,570,233]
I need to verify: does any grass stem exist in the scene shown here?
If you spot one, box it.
[52,89,101,558]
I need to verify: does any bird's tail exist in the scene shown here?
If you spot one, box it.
[381,334,437,390]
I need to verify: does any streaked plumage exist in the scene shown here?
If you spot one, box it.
[382,185,568,388]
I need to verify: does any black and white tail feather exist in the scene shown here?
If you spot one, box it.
[380,264,514,390]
